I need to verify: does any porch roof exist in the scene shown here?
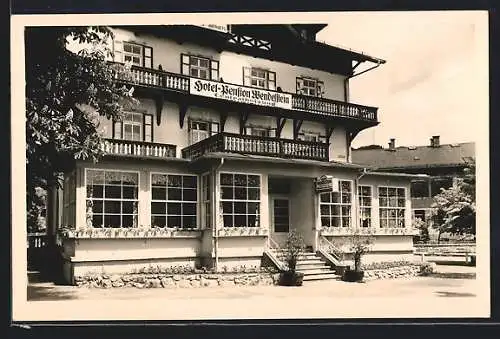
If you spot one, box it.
[363,171,430,179]
[191,152,366,170]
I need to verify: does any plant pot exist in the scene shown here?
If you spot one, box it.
[335,265,350,276]
[279,271,304,286]
[342,269,365,282]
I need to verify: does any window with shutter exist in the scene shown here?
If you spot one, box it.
[296,77,322,97]
[189,120,210,145]
[123,42,143,66]
[250,127,269,137]
[210,122,220,136]
[244,67,276,89]
[317,81,325,98]
[181,54,218,80]
[113,112,153,142]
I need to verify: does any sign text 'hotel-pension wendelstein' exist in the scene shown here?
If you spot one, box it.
[190,79,293,110]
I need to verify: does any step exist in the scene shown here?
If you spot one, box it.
[296,259,324,265]
[302,272,339,281]
[296,263,330,269]
[299,268,335,275]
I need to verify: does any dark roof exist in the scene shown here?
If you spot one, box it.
[351,142,475,170]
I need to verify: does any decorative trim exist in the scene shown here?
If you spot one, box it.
[59,227,202,239]
[217,227,269,237]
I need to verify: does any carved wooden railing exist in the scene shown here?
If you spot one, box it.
[182,132,329,161]
[102,139,177,158]
[291,94,378,121]
[112,62,378,122]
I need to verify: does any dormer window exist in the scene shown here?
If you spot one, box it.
[296,77,324,97]
[243,67,276,90]
[181,54,219,80]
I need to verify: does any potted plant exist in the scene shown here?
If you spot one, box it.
[277,229,306,286]
[342,230,374,282]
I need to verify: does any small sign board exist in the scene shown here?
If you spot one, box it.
[315,175,339,193]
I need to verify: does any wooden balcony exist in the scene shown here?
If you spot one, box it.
[115,64,378,123]
[182,132,329,161]
[101,139,177,159]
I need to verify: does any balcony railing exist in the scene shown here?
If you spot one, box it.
[182,132,329,161]
[292,95,378,121]
[114,64,378,123]
[102,139,177,158]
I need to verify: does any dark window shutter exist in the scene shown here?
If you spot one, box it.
[181,54,190,75]
[296,77,304,94]
[143,46,153,68]
[243,67,251,86]
[113,38,123,62]
[113,120,123,139]
[317,80,325,97]
[267,71,276,90]
[144,114,153,142]
[210,60,219,81]
[210,122,220,136]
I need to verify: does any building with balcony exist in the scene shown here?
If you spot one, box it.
[352,136,475,239]
[48,24,424,284]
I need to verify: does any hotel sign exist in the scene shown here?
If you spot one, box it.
[189,78,293,110]
[194,24,231,33]
[315,175,339,194]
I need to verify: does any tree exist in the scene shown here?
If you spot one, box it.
[25,26,137,231]
[431,161,476,242]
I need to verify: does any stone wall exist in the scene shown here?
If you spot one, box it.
[363,265,421,280]
[75,272,280,288]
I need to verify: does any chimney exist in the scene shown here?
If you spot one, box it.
[430,135,440,147]
[388,138,396,150]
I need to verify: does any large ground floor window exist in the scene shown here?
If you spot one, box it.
[379,187,406,228]
[151,174,198,229]
[319,180,352,228]
[85,169,139,228]
[220,173,261,227]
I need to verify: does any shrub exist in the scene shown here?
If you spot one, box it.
[362,260,415,271]
[418,262,437,276]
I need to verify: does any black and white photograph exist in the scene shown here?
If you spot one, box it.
[11,10,489,321]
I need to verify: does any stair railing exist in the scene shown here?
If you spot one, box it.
[319,235,345,262]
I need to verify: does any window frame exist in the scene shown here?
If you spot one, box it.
[378,185,407,228]
[358,185,372,228]
[219,172,262,228]
[113,111,154,143]
[296,77,324,97]
[84,168,140,229]
[62,170,76,227]
[150,172,199,229]
[243,67,276,90]
[188,119,220,145]
[181,54,219,81]
[319,179,354,228]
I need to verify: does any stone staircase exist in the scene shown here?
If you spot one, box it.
[296,251,339,281]
[264,248,340,282]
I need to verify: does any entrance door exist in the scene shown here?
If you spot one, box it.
[271,196,291,236]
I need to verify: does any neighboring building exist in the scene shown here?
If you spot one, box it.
[352,137,475,230]
[45,24,423,284]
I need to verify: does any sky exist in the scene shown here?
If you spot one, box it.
[316,11,489,149]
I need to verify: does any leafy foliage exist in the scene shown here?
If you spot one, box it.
[413,217,430,243]
[348,231,374,272]
[278,229,306,273]
[430,161,476,240]
[25,26,138,230]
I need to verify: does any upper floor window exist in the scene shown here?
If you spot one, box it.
[411,180,430,198]
[181,54,219,80]
[243,67,276,90]
[188,119,220,145]
[296,77,324,97]
[113,40,153,68]
[243,126,277,138]
[113,112,153,143]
